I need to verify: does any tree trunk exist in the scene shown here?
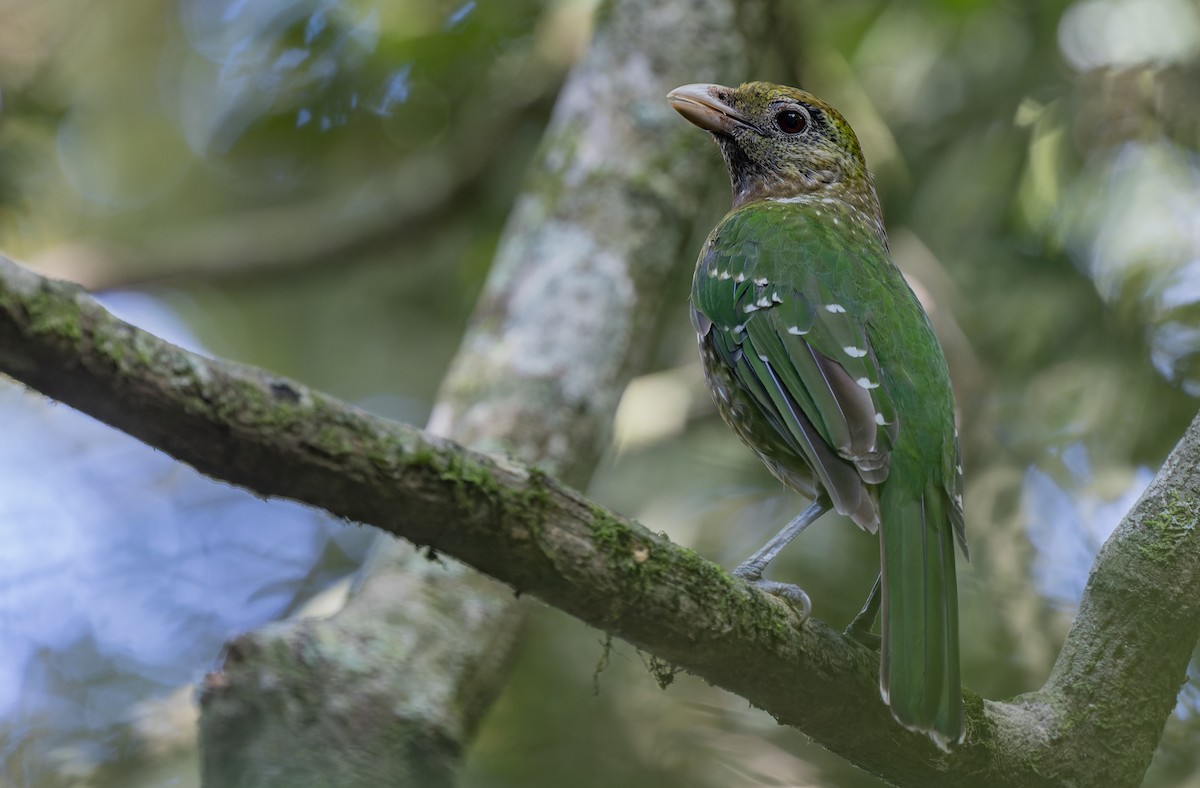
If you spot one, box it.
[195,0,771,784]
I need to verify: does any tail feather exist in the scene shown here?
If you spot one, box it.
[878,487,963,749]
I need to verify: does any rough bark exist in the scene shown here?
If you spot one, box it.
[180,0,768,784]
[2,253,1198,786]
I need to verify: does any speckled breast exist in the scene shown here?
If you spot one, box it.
[697,331,820,501]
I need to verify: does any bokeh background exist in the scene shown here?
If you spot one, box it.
[2,0,1200,785]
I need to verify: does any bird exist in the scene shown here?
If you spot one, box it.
[667,81,967,749]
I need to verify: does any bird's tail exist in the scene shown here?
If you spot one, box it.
[878,484,963,750]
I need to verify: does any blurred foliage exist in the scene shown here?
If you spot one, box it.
[2,0,1200,786]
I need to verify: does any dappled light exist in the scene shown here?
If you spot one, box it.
[1,0,1200,785]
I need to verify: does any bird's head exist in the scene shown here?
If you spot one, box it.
[668,81,879,215]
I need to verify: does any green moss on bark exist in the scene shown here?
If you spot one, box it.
[1138,491,1198,564]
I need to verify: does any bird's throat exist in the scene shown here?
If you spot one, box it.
[718,137,882,233]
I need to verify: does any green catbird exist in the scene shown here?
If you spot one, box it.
[668,81,967,748]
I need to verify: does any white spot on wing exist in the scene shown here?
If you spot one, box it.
[855,377,879,390]
[771,291,783,303]
[875,413,888,425]
[754,277,768,286]
[844,346,867,358]
[734,272,746,283]
[718,270,732,280]
[743,303,759,313]
[787,325,808,335]
[755,296,772,308]
[825,304,846,313]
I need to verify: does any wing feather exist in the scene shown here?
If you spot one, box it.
[692,208,901,528]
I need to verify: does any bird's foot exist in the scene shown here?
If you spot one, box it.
[843,574,882,650]
[843,625,881,651]
[732,564,812,623]
[843,607,881,650]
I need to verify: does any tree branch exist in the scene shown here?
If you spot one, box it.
[30,98,544,291]
[4,254,1198,786]
[186,0,775,781]
[143,1,776,783]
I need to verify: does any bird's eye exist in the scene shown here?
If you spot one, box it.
[775,109,808,134]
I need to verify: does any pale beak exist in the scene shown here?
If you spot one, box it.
[667,83,749,135]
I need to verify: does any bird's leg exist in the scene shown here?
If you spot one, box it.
[733,496,829,579]
[732,495,829,619]
[844,573,882,650]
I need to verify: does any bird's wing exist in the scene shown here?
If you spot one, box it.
[691,208,899,525]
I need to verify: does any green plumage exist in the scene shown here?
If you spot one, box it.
[669,81,967,748]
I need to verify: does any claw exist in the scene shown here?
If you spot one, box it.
[734,571,812,623]
[845,627,881,651]
[842,573,882,650]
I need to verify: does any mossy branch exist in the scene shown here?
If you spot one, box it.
[2,254,1199,786]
